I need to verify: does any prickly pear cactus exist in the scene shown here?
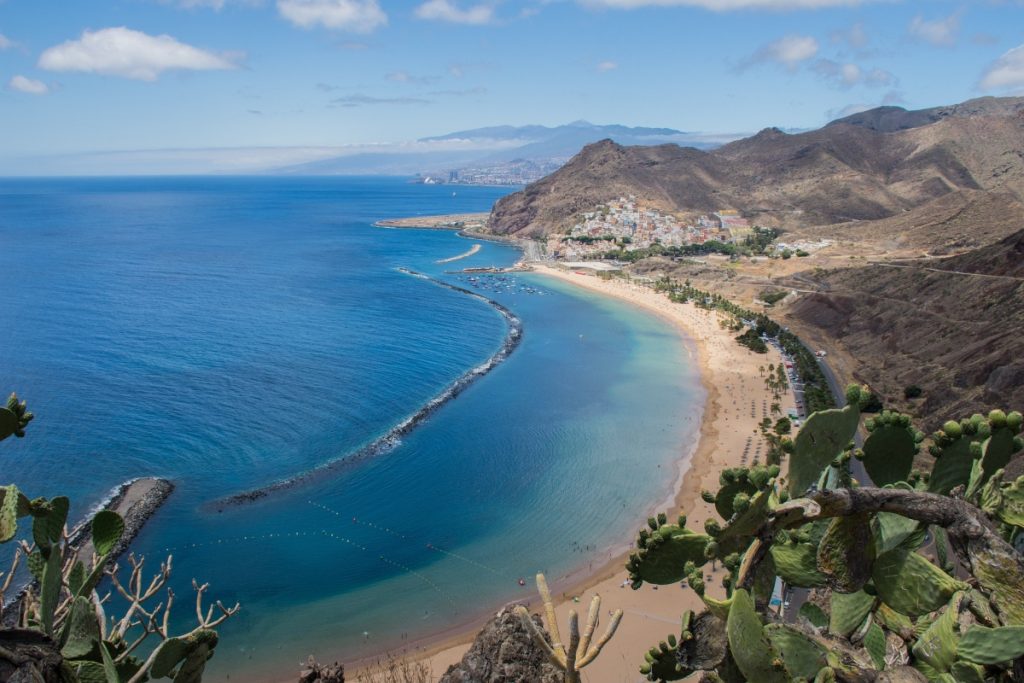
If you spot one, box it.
[0,393,33,441]
[971,410,1024,492]
[627,512,710,587]
[956,625,1024,665]
[725,590,788,683]
[816,512,875,592]
[788,386,862,497]
[927,417,981,495]
[857,411,922,487]
[871,545,968,618]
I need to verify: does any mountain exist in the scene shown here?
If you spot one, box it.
[273,122,730,179]
[487,96,1024,237]
[826,96,1024,133]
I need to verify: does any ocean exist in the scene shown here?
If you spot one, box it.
[0,176,703,680]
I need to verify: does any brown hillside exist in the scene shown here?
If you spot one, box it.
[783,231,1024,430]
[488,97,1024,238]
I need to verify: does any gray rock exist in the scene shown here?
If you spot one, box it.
[439,605,562,683]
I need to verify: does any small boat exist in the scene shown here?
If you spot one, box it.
[518,578,526,586]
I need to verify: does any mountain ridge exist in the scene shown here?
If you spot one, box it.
[487,96,1024,238]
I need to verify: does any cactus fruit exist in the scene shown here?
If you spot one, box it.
[640,611,731,681]
[857,411,921,487]
[717,487,774,544]
[871,547,968,617]
[829,590,875,638]
[628,514,711,586]
[764,624,829,679]
[956,625,1024,664]
[725,589,788,683]
[0,393,33,441]
[789,400,861,498]
[816,512,875,592]
[712,469,757,520]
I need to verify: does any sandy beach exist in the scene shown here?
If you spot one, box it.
[389,264,796,682]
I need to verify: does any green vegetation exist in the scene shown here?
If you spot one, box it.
[743,227,780,255]
[619,387,1024,682]
[904,384,923,399]
[1,393,237,683]
[603,240,739,262]
[759,289,789,306]
[735,329,768,354]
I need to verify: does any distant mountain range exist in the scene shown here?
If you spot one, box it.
[274,121,734,181]
[488,96,1024,238]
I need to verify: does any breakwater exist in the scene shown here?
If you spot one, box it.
[208,268,523,511]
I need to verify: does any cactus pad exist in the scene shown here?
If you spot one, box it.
[829,590,875,638]
[628,516,710,586]
[871,548,968,617]
[764,624,829,679]
[789,403,861,498]
[956,625,1024,664]
[816,512,875,592]
[910,592,964,674]
[927,421,978,496]
[770,542,827,588]
[858,411,920,487]
[725,589,788,683]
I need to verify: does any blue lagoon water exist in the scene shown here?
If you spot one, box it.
[0,177,703,680]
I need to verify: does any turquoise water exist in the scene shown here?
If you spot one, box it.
[0,177,702,680]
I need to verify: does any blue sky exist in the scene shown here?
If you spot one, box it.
[1,0,1023,173]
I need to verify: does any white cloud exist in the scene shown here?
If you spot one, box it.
[386,70,440,84]
[38,27,238,81]
[415,0,495,25]
[8,75,49,95]
[831,21,867,49]
[865,67,895,87]
[812,59,895,89]
[979,44,1024,91]
[746,34,819,70]
[597,60,618,72]
[581,0,873,9]
[277,0,388,32]
[0,33,15,50]
[908,12,961,48]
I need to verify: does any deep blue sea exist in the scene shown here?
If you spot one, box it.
[0,176,702,680]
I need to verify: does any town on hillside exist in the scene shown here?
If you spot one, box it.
[546,196,831,261]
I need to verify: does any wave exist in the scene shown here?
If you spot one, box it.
[207,268,523,512]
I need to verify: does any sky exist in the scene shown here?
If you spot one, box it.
[1,0,1023,174]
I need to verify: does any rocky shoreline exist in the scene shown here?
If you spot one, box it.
[70,477,175,563]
